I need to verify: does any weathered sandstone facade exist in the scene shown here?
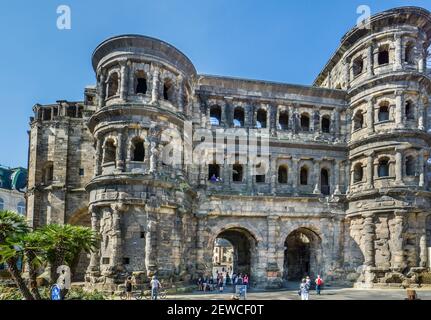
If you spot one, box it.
[27,7,431,289]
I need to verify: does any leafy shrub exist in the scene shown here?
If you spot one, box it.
[0,285,23,300]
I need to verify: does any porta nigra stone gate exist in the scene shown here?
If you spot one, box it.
[26,7,431,290]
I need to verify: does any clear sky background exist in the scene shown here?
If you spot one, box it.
[0,0,430,168]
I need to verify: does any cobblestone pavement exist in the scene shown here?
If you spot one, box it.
[166,287,431,300]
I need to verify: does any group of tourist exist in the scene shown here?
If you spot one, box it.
[197,272,250,293]
[298,275,324,300]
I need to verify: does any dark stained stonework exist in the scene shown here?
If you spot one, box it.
[27,6,431,290]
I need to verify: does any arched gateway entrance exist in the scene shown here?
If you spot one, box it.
[213,228,258,284]
[283,228,322,281]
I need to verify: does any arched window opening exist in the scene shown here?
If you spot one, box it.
[107,73,119,98]
[378,103,390,122]
[208,164,221,182]
[256,109,267,128]
[278,111,289,130]
[405,101,414,120]
[300,167,308,185]
[132,139,145,162]
[210,105,222,126]
[300,114,310,132]
[320,168,330,195]
[163,79,174,102]
[378,45,389,65]
[232,164,243,182]
[353,110,364,130]
[352,57,364,77]
[353,163,363,183]
[17,202,25,215]
[278,165,288,184]
[233,107,245,127]
[321,116,331,133]
[42,162,54,185]
[405,155,415,176]
[255,163,265,183]
[378,158,390,177]
[135,71,147,94]
[104,140,116,164]
[405,43,414,64]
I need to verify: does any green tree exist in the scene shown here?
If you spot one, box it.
[34,224,97,284]
[0,210,34,300]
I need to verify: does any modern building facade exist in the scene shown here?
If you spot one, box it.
[26,6,431,289]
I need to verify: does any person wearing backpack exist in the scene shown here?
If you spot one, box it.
[315,275,323,295]
[299,278,310,300]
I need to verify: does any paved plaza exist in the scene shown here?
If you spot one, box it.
[168,287,431,300]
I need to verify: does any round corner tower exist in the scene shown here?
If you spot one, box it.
[338,7,431,287]
[85,35,198,290]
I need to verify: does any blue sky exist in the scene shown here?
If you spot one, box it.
[0,0,430,168]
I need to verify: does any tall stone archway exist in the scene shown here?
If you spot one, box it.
[213,228,258,284]
[283,228,322,281]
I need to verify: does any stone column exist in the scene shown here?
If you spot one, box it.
[418,42,425,73]
[344,57,350,89]
[395,91,404,128]
[95,137,102,176]
[151,65,160,103]
[334,107,340,137]
[313,159,321,194]
[110,205,123,270]
[418,95,425,131]
[366,97,375,134]
[362,213,376,267]
[394,34,403,71]
[334,160,342,194]
[367,43,374,76]
[88,207,100,273]
[391,211,406,269]
[419,150,425,187]
[177,75,184,113]
[116,132,124,171]
[270,156,277,194]
[291,158,299,191]
[127,61,135,96]
[288,105,294,131]
[395,150,403,184]
[145,209,158,276]
[119,62,128,101]
[366,152,374,189]
[98,71,106,108]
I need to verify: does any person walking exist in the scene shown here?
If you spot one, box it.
[315,275,323,295]
[150,275,161,300]
[299,278,310,300]
[124,276,133,300]
[243,274,249,288]
[197,277,203,291]
[218,275,224,292]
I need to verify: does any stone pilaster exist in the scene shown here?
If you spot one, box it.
[395,150,403,184]
[151,65,160,103]
[390,210,406,270]
[313,159,321,194]
[95,137,102,176]
[395,91,404,128]
[419,150,425,187]
[367,43,374,76]
[366,97,375,134]
[394,33,402,71]
[333,160,342,194]
[418,95,425,131]
[177,75,184,113]
[87,207,100,274]
[98,70,106,108]
[116,131,124,171]
[361,213,376,267]
[366,152,374,189]
[119,61,128,101]
[291,158,299,191]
